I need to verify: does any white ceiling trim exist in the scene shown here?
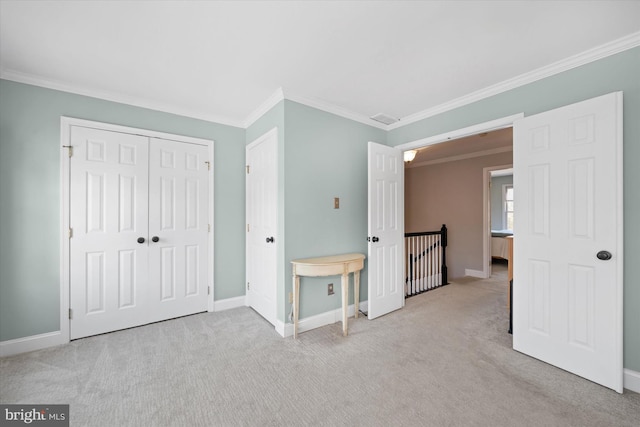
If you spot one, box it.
[242,87,285,128]
[283,90,388,130]
[1,31,637,132]
[388,31,640,131]
[397,113,523,151]
[243,87,388,130]
[406,146,513,169]
[0,67,244,129]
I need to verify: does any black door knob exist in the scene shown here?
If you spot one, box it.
[596,250,612,260]
[266,237,274,243]
[137,237,145,244]
[372,236,379,242]
[152,236,159,243]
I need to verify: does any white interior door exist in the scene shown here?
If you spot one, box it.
[70,127,210,339]
[70,127,150,339]
[147,138,210,320]
[367,141,404,319]
[513,92,623,392]
[246,129,278,325]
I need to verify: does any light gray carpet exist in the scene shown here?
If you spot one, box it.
[2,264,639,426]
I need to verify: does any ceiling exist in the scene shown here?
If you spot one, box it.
[1,1,639,128]
[408,127,513,166]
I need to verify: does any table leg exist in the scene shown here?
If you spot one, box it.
[354,270,360,319]
[293,274,300,339]
[341,272,348,336]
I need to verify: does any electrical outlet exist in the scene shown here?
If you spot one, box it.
[328,283,334,295]
[334,197,340,209]
[288,292,293,304]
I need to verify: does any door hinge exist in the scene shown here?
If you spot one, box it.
[62,145,73,157]
[247,282,250,290]
[208,286,211,295]
[205,161,211,171]
[246,165,250,174]
[68,228,73,238]
[208,224,211,232]
[68,308,73,320]
[247,224,250,232]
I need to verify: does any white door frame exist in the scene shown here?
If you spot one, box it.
[60,116,215,343]
[396,113,523,277]
[484,165,513,278]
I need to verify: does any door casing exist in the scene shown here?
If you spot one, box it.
[60,116,215,343]
[396,113,524,278]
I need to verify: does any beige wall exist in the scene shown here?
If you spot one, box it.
[405,151,513,279]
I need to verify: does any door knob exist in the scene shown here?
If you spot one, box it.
[596,250,612,260]
[152,236,159,243]
[372,236,379,242]
[137,237,145,244]
[266,237,275,243]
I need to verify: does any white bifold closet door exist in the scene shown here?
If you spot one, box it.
[69,127,209,339]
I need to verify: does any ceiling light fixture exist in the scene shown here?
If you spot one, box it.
[404,150,417,162]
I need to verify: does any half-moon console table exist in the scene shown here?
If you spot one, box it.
[291,253,366,338]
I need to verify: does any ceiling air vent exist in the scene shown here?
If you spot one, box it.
[370,113,399,125]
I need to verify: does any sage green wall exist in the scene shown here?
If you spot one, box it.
[0,80,246,341]
[283,100,386,321]
[246,100,385,323]
[388,47,640,371]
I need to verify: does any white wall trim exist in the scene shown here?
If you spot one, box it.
[483,164,513,279]
[406,146,512,169]
[388,31,640,130]
[213,296,246,312]
[401,114,521,287]
[3,32,637,133]
[396,114,523,151]
[284,90,388,130]
[0,68,243,128]
[464,269,487,279]
[274,301,368,338]
[60,117,215,342]
[624,369,640,393]
[243,88,285,128]
[0,331,66,358]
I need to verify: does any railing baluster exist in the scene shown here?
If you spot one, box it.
[403,224,448,297]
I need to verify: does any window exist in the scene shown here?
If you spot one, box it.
[503,184,514,231]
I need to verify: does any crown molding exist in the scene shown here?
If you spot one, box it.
[244,87,388,130]
[388,31,640,131]
[3,31,637,132]
[242,87,285,128]
[282,90,388,130]
[0,68,245,128]
[406,146,513,169]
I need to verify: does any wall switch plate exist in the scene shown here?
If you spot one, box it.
[334,197,339,209]
[328,283,334,295]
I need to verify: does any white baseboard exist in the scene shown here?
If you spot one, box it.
[0,331,67,358]
[275,300,368,338]
[624,369,640,393]
[213,296,246,312]
[465,268,487,278]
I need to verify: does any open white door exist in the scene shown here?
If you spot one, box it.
[246,128,278,325]
[513,92,623,392]
[367,141,404,319]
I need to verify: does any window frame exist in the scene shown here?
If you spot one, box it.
[503,183,514,231]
